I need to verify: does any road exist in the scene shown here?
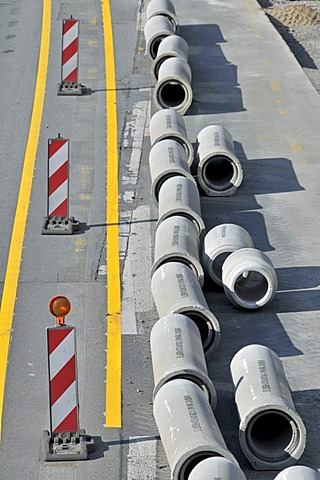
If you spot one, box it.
[0,0,320,479]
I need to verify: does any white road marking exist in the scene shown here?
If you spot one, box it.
[127,436,157,480]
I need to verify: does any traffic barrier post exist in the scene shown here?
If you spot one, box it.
[42,135,80,234]
[58,17,86,95]
[42,296,95,461]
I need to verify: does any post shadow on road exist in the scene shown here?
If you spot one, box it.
[178,24,245,115]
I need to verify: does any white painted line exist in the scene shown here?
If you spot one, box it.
[129,205,154,314]
[127,436,157,480]
[122,100,149,186]
[121,255,137,334]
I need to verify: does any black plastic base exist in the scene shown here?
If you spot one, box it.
[42,430,95,461]
[41,216,80,235]
[58,82,86,95]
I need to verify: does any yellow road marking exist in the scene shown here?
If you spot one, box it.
[271,80,282,93]
[290,143,304,153]
[101,0,122,428]
[0,0,51,440]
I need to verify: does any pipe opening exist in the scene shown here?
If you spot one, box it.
[211,252,230,283]
[234,270,268,303]
[158,81,186,109]
[180,453,220,480]
[184,312,213,352]
[247,411,297,461]
[150,36,166,59]
[156,173,184,201]
[203,155,234,191]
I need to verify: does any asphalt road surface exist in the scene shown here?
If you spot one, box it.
[0,0,320,479]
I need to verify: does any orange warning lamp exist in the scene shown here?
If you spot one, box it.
[49,295,71,325]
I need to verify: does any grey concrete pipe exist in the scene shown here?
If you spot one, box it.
[202,224,254,286]
[153,379,238,480]
[150,314,217,407]
[149,109,194,166]
[154,57,193,116]
[222,247,278,309]
[230,344,306,470]
[157,176,205,238]
[188,457,247,480]
[152,216,204,286]
[197,125,243,196]
[149,139,193,205]
[144,15,175,60]
[152,34,189,80]
[274,466,320,480]
[151,261,221,357]
[146,0,178,31]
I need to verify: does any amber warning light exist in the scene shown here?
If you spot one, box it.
[49,295,71,325]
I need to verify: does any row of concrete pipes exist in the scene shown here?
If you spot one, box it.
[144,0,192,114]
[143,1,309,479]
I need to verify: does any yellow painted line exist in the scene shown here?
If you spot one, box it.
[290,143,304,153]
[101,0,122,428]
[270,80,282,93]
[0,0,51,440]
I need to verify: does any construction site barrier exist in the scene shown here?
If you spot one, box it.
[230,344,306,470]
[222,247,278,309]
[153,379,239,480]
[149,139,193,205]
[152,215,204,286]
[144,15,175,60]
[188,457,247,480]
[152,34,189,80]
[151,261,221,358]
[146,0,178,31]
[197,125,243,196]
[202,224,254,286]
[150,314,217,407]
[274,466,320,480]
[149,108,194,166]
[154,57,193,115]
[157,176,205,238]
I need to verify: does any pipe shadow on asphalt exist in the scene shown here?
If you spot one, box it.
[178,24,245,115]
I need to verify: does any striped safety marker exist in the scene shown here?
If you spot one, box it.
[61,19,79,84]
[47,137,69,218]
[47,326,79,434]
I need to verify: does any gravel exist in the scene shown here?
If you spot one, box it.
[256,0,320,93]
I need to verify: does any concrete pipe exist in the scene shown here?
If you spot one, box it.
[150,314,217,407]
[222,247,278,309]
[274,466,320,480]
[189,457,247,480]
[154,57,193,116]
[144,15,175,60]
[158,176,205,238]
[152,34,189,80]
[152,216,204,286]
[149,109,193,166]
[151,262,221,357]
[230,344,306,470]
[202,224,254,287]
[149,139,193,205]
[197,125,243,196]
[146,0,178,31]
[153,379,238,480]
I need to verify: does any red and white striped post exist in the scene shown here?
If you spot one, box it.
[47,136,69,219]
[58,17,85,95]
[47,325,79,435]
[43,296,95,461]
[42,135,79,234]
